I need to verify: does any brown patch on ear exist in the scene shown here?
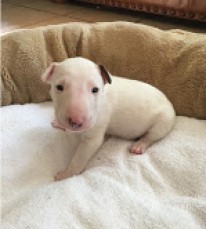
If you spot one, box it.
[41,63,56,83]
[99,65,112,84]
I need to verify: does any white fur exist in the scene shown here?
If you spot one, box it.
[42,57,176,181]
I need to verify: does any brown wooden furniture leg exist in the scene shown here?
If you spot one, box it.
[52,0,68,3]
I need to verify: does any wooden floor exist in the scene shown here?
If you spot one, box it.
[2,0,206,34]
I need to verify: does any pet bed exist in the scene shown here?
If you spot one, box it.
[1,22,206,228]
[1,103,206,228]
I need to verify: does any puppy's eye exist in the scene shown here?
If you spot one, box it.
[92,87,99,94]
[56,84,64,91]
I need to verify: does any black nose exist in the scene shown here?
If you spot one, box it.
[68,118,83,128]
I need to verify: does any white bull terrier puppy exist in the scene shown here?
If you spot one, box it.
[42,57,175,181]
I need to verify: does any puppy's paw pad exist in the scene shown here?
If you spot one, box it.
[130,143,146,154]
[51,120,58,128]
[51,120,65,131]
[54,171,68,181]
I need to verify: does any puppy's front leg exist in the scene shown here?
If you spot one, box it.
[54,134,104,181]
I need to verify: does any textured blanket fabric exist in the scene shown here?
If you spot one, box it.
[1,22,206,119]
[1,103,206,228]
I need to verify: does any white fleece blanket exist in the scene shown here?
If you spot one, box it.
[1,102,206,229]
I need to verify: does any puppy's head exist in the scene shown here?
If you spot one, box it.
[42,57,112,132]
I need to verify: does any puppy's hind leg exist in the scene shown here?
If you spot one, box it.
[130,112,175,154]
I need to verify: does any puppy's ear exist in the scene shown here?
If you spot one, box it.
[99,65,112,85]
[41,62,57,84]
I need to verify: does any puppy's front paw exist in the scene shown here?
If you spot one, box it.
[54,170,72,181]
[51,120,65,131]
[130,142,146,154]
[54,167,83,181]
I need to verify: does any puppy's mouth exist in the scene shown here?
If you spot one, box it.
[54,118,95,133]
[67,123,89,132]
